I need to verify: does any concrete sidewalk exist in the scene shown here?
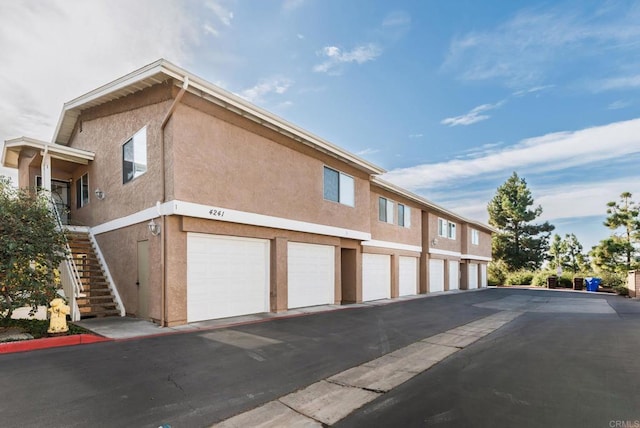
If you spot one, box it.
[75,289,482,340]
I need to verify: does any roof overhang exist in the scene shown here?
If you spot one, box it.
[371,177,496,233]
[52,59,384,176]
[2,137,95,169]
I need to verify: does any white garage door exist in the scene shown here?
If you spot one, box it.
[448,260,459,291]
[398,256,418,296]
[288,242,335,309]
[480,264,487,288]
[362,254,391,301]
[429,259,445,293]
[468,263,478,289]
[187,233,270,322]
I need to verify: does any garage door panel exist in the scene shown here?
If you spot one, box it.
[429,259,445,293]
[187,234,270,322]
[362,254,391,301]
[468,263,478,289]
[288,243,335,309]
[398,256,418,296]
[448,261,459,291]
[480,264,487,288]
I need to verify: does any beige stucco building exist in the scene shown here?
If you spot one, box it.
[2,59,493,326]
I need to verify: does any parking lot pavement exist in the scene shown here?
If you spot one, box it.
[335,292,640,428]
[1,288,638,428]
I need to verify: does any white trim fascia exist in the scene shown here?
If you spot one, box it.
[91,199,371,241]
[361,240,422,253]
[51,59,383,175]
[428,248,462,258]
[461,254,492,262]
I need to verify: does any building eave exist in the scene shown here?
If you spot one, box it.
[371,177,495,233]
[52,59,384,176]
[2,137,95,168]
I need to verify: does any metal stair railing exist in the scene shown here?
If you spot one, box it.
[49,197,84,321]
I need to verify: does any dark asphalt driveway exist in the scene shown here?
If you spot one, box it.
[1,288,639,428]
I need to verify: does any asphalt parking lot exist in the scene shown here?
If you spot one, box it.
[1,288,639,428]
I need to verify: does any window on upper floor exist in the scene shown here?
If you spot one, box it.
[76,173,89,209]
[122,127,147,184]
[471,229,480,245]
[378,197,394,223]
[323,166,354,206]
[398,203,411,228]
[438,218,447,237]
[448,221,457,239]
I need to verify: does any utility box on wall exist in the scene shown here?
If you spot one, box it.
[627,271,640,298]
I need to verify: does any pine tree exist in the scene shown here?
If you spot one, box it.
[603,192,640,270]
[488,172,555,270]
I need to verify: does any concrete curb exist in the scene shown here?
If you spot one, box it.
[0,333,112,354]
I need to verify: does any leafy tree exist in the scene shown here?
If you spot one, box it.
[563,233,589,273]
[547,234,565,270]
[590,236,634,274]
[0,177,67,320]
[603,192,640,270]
[548,233,589,273]
[488,172,555,270]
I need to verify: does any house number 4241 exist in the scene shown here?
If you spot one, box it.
[209,209,225,218]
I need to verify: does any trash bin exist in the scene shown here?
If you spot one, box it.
[573,277,584,291]
[585,277,601,292]
[547,276,558,289]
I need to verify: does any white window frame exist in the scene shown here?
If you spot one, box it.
[438,218,447,237]
[448,221,457,240]
[122,127,148,184]
[398,204,411,228]
[379,197,394,224]
[323,166,355,207]
[471,229,480,245]
[76,173,89,208]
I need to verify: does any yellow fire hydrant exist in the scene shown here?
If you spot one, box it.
[48,298,70,334]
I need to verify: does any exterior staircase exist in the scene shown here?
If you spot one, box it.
[65,231,120,318]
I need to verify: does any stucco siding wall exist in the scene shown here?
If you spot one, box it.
[369,187,422,247]
[65,84,173,227]
[427,212,462,253]
[171,98,371,234]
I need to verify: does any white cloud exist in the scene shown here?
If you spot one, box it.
[313,44,382,74]
[282,0,305,12]
[206,1,233,26]
[608,100,632,110]
[512,85,555,96]
[382,11,411,28]
[240,77,293,103]
[594,74,640,91]
[441,100,505,127]
[443,5,640,88]
[409,133,424,139]
[356,148,380,156]
[203,23,219,36]
[385,117,640,190]
[0,0,200,182]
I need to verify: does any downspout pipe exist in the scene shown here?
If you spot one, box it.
[159,76,189,327]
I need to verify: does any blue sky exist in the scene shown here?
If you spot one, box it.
[1,0,640,250]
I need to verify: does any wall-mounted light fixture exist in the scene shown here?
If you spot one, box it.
[431,238,438,246]
[94,188,106,200]
[148,218,161,236]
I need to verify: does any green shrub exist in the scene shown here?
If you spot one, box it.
[0,318,90,340]
[613,285,629,296]
[598,271,625,288]
[504,270,535,286]
[488,260,509,286]
[532,271,554,287]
